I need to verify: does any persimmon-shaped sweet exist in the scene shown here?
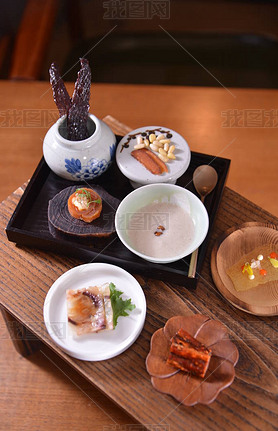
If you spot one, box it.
[68,188,102,223]
[131,148,168,175]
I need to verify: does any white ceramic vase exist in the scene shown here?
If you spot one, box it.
[43,114,116,181]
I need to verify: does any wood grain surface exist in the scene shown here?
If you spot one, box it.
[0,82,277,430]
[1,184,277,430]
[0,313,132,431]
[0,82,277,216]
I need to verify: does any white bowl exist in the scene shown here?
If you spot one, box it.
[115,184,209,264]
[116,126,191,188]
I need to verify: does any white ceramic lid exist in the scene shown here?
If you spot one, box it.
[116,126,191,185]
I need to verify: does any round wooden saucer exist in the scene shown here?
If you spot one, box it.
[211,222,278,316]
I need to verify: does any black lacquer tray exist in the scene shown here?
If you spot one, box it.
[6,137,230,287]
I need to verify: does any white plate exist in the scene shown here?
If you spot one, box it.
[116,126,191,186]
[43,263,146,361]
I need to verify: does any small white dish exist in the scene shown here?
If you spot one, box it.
[115,183,209,264]
[43,263,146,361]
[116,126,191,188]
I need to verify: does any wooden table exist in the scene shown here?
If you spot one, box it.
[0,82,278,430]
[0,82,278,216]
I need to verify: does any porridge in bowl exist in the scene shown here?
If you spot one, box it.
[127,202,195,259]
[115,184,209,264]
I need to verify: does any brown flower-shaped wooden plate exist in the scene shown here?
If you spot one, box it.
[146,314,239,406]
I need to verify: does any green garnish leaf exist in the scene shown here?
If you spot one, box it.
[109,282,136,328]
[76,187,90,196]
[75,188,101,206]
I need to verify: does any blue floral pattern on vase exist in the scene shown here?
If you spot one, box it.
[65,157,109,180]
[65,158,82,175]
[109,141,117,163]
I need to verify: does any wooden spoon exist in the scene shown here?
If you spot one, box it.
[188,165,218,278]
